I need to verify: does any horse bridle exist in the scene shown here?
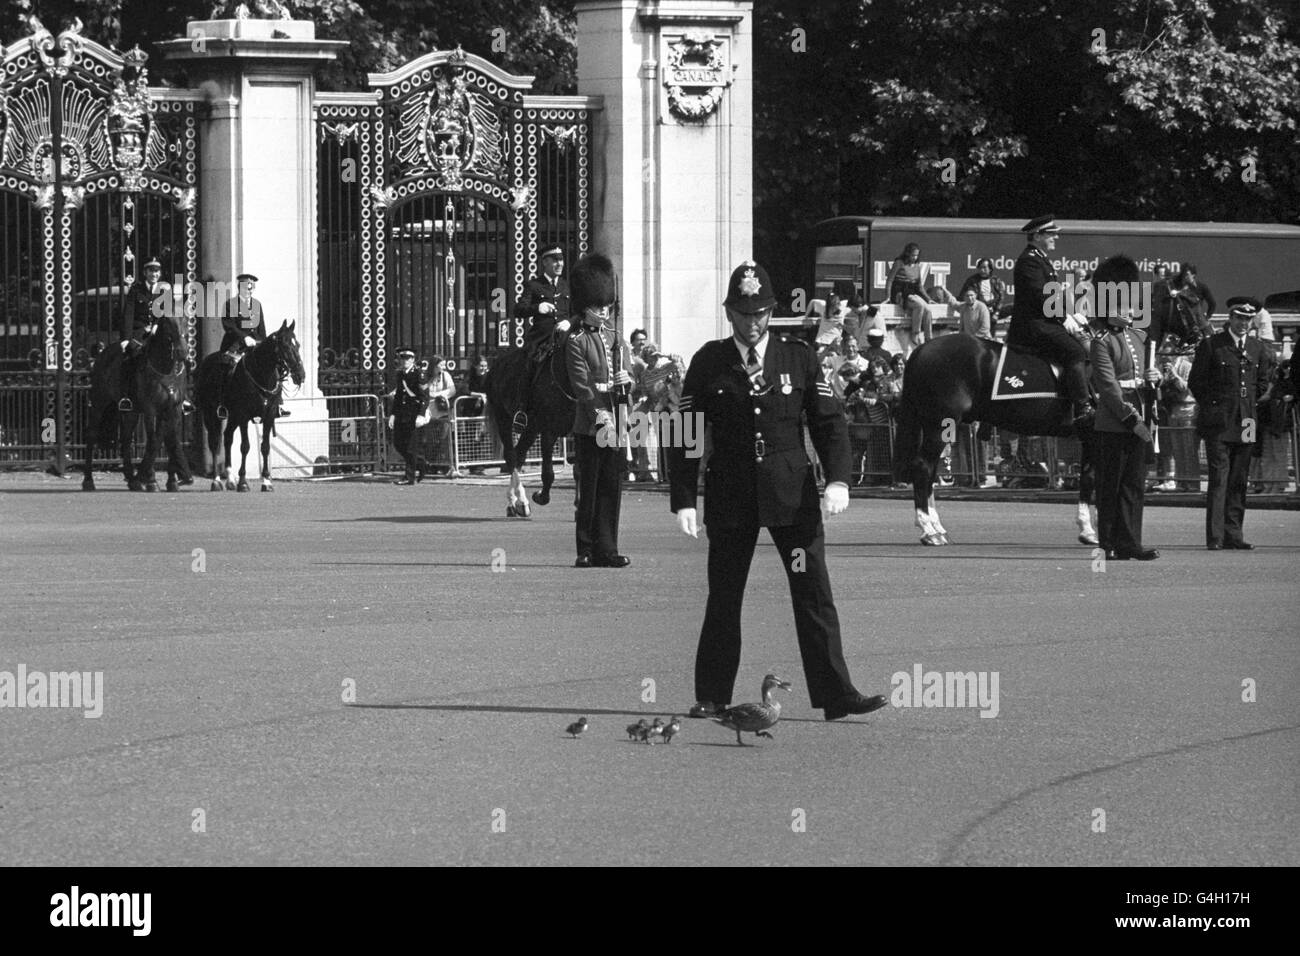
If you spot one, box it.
[239,335,294,399]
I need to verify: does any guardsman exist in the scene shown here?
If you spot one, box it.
[566,253,631,568]
[668,260,888,723]
[1005,216,1093,428]
[386,347,429,485]
[1189,298,1275,550]
[118,258,170,412]
[1089,288,1162,560]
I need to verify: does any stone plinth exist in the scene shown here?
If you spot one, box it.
[576,0,753,363]
[160,21,347,477]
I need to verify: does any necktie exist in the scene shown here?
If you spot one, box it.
[747,346,759,370]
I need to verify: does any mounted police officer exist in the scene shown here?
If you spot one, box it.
[117,257,170,412]
[1006,216,1093,429]
[216,272,287,419]
[668,260,888,723]
[514,246,571,426]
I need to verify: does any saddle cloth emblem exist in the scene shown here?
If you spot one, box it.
[990,344,1063,401]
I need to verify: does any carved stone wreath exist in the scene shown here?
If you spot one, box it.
[664,31,730,122]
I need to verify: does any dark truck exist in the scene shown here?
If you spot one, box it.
[803,216,1300,345]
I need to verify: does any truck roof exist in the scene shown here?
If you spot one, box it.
[812,216,1300,244]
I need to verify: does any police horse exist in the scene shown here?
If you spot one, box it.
[82,315,190,493]
[894,255,1147,545]
[194,322,305,492]
[484,338,575,517]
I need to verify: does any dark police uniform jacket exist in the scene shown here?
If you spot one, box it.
[1007,244,1058,344]
[124,279,170,340]
[221,296,267,346]
[516,274,570,342]
[566,322,631,436]
[669,333,850,530]
[389,369,428,420]
[1188,331,1274,443]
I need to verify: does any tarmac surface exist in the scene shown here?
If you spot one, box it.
[2,471,1297,866]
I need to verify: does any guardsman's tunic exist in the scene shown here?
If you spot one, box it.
[567,320,631,560]
[668,332,857,708]
[1090,325,1153,555]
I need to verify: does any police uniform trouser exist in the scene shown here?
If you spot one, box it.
[1203,439,1252,545]
[392,412,420,479]
[574,434,623,557]
[1095,429,1148,554]
[1015,319,1090,404]
[696,517,856,709]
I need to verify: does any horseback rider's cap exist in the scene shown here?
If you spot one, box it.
[570,253,617,316]
[143,258,161,270]
[723,260,777,313]
[540,245,563,260]
[395,347,416,359]
[1021,215,1060,234]
[1226,296,1261,318]
[236,273,258,282]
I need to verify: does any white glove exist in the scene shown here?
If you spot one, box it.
[1064,316,1084,335]
[595,409,615,430]
[676,508,698,538]
[538,302,555,315]
[823,481,849,516]
[556,319,570,333]
[386,415,394,429]
[244,335,257,347]
[613,369,632,386]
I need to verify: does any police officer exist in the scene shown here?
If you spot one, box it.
[513,246,571,425]
[1006,216,1092,428]
[668,260,888,722]
[566,253,631,568]
[216,272,286,419]
[118,258,170,412]
[387,347,429,485]
[1190,298,1275,550]
[1089,288,1162,560]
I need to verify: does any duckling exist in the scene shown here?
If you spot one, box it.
[565,716,588,738]
[714,675,792,746]
[639,717,665,744]
[626,718,649,741]
[661,716,682,744]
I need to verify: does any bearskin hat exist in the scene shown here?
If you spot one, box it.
[569,253,617,315]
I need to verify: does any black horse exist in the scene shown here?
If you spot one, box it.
[194,322,306,492]
[895,255,1145,545]
[484,338,575,517]
[82,316,190,493]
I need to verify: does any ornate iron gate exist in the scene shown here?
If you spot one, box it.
[315,46,593,393]
[0,20,199,471]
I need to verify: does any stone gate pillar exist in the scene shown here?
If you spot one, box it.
[575,0,753,362]
[160,19,347,477]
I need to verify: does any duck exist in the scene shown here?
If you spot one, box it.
[639,717,665,744]
[714,675,792,746]
[565,716,588,738]
[661,716,682,744]
[626,718,649,741]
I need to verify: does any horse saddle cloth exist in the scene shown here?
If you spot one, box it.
[990,343,1064,401]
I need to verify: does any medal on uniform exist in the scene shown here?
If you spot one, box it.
[780,373,792,395]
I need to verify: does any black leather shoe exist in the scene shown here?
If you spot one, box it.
[177,476,194,486]
[393,478,415,486]
[824,693,889,721]
[1223,540,1255,550]
[688,701,723,718]
[574,554,592,568]
[1206,542,1223,551]
[593,553,631,568]
[1114,548,1160,561]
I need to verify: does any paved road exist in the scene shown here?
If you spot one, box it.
[2,473,1297,866]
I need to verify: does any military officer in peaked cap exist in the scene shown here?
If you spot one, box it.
[1006,216,1093,429]
[386,346,430,485]
[1190,297,1275,550]
[515,245,572,426]
[668,260,889,723]
[118,257,173,412]
[216,272,286,419]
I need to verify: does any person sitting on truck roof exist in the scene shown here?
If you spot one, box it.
[1005,216,1093,430]
[885,242,934,356]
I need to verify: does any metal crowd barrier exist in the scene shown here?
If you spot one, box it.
[435,393,570,478]
[275,392,385,477]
